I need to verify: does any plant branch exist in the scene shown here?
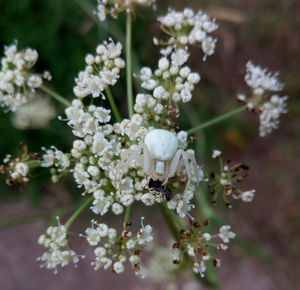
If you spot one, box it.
[123,205,132,230]
[26,160,42,168]
[157,203,179,239]
[0,202,78,230]
[187,105,247,135]
[40,85,71,107]
[65,196,94,230]
[126,12,134,118]
[105,87,122,122]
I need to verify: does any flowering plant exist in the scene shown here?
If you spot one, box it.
[0,1,288,288]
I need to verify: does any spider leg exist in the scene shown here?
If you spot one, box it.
[162,162,171,185]
[115,144,142,188]
[169,149,184,178]
[186,150,200,189]
[181,151,192,194]
[143,143,153,175]
[162,173,169,186]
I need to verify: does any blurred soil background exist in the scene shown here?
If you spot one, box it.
[0,0,299,289]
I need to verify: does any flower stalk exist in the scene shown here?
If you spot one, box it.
[157,203,179,239]
[105,87,122,122]
[126,12,134,118]
[123,11,134,228]
[40,85,71,107]
[65,196,94,230]
[187,105,247,134]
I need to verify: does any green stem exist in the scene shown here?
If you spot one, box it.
[157,203,179,239]
[187,105,247,135]
[122,12,134,227]
[126,12,134,118]
[26,160,42,168]
[168,207,186,229]
[123,205,132,230]
[0,202,78,229]
[40,85,71,107]
[65,196,94,230]
[105,87,122,122]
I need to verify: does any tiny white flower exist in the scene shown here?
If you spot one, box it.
[219,225,236,243]
[120,194,134,206]
[158,57,169,71]
[203,233,211,241]
[85,228,101,246]
[97,223,109,237]
[112,203,124,215]
[141,193,155,206]
[177,199,194,218]
[15,162,29,177]
[129,255,140,265]
[137,217,153,245]
[241,190,255,202]
[187,244,195,256]
[193,261,206,277]
[91,196,111,216]
[94,247,106,257]
[212,150,222,159]
[113,261,124,274]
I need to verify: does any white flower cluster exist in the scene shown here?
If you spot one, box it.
[174,223,235,278]
[10,161,29,181]
[62,99,150,211]
[73,39,125,99]
[134,93,164,120]
[139,48,200,105]
[63,95,203,218]
[96,0,156,22]
[238,61,288,137]
[258,95,288,137]
[0,150,30,185]
[1,156,29,184]
[244,61,283,94]
[64,99,111,138]
[167,184,196,219]
[84,217,153,277]
[41,146,70,173]
[0,42,51,111]
[37,218,83,274]
[52,92,203,224]
[157,8,218,59]
[145,243,178,284]
[0,142,42,185]
[210,150,255,205]
[11,96,55,130]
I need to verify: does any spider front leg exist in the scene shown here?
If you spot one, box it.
[186,150,200,188]
[169,150,193,194]
[180,151,193,193]
[115,144,143,189]
[169,149,183,178]
[143,143,153,176]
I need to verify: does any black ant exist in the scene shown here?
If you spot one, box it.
[148,178,173,201]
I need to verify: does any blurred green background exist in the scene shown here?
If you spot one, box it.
[0,0,299,289]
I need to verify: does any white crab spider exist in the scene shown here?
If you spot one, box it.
[116,129,200,192]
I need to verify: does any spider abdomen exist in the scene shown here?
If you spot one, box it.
[144,129,178,161]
